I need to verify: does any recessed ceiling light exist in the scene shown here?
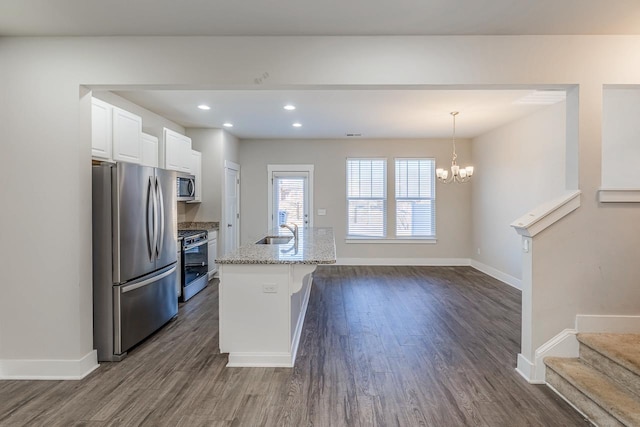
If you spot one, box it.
[284,104,296,111]
[292,123,302,128]
[197,104,211,110]
[223,123,233,128]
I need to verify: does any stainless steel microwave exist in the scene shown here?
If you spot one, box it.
[176,173,195,201]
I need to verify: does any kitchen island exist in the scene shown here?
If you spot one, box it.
[216,227,336,367]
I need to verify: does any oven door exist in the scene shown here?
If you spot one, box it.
[181,239,209,301]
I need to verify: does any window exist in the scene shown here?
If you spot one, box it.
[395,158,435,238]
[347,158,386,237]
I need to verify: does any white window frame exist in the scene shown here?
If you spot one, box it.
[346,158,387,239]
[394,157,436,240]
[267,164,314,229]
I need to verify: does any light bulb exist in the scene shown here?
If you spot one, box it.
[466,166,474,176]
[451,165,460,176]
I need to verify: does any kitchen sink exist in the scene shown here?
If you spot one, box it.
[256,236,292,245]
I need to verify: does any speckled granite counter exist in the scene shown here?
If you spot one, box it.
[216,227,336,265]
[178,221,219,231]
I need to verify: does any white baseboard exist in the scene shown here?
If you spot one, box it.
[469,259,522,290]
[0,350,99,380]
[336,257,470,266]
[516,353,537,383]
[226,352,294,367]
[576,314,640,333]
[533,329,578,383]
[516,329,579,384]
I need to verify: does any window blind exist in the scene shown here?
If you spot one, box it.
[347,158,386,237]
[395,158,435,237]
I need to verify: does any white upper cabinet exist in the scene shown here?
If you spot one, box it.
[91,97,143,164]
[112,107,142,163]
[91,98,113,160]
[141,133,159,167]
[161,128,192,173]
[187,150,202,203]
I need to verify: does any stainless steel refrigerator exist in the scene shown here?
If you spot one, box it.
[92,162,178,361]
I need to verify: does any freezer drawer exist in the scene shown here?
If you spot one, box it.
[114,264,178,355]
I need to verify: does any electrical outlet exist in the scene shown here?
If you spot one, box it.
[263,284,278,293]
[317,209,327,216]
[477,248,481,255]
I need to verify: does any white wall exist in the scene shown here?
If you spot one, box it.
[183,128,239,252]
[183,128,224,223]
[240,138,472,261]
[471,101,567,281]
[2,36,640,377]
[602,87,640,188]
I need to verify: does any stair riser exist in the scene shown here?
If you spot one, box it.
[546,367,625,427]
[580,343,640,398]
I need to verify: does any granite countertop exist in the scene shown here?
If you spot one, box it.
[216,227,336,265]
[178,221,219,231]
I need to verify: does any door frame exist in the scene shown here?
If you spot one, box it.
[267,164,314,229]
[223,160,240,254]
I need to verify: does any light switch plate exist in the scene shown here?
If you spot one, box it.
[317,209,326,216]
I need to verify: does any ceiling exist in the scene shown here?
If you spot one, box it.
[2,0,640,36]
[113,89,566,139]
[5,1,586,139]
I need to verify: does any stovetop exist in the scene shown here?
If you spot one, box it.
[178,229,207,239]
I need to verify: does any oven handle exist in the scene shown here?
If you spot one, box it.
[184,239,208,251]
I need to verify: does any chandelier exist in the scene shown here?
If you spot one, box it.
[436,112,474,183]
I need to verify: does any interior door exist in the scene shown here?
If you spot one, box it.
[271,172,309,230]
[224,165,240,254]
[115,162,157,283]
[154,167,178,269]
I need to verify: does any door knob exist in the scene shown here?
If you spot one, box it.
[227,224,232,227]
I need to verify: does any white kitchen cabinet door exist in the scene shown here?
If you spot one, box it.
[112,107,142,163]
[208,232,218,278]
[91,98,113,160]
[141,133,159,167]
[161,128,192,172]
[187,150,202,203]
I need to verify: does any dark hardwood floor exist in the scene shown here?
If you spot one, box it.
[0,266,588,426]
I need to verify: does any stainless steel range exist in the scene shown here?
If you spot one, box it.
[178,229,209,302]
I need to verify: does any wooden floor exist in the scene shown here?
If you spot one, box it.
[0,266,588,426]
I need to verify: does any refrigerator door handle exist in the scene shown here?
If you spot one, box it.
[152,176,159,262]
[147,176,155,262]
[156,176,165,257]
[121,265,177,293]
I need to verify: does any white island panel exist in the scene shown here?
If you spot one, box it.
[217,227,335,368]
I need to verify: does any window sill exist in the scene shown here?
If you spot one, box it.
[345,237,437,244]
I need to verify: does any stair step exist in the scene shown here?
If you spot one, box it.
[578,333,640,378]
[545,357,640,427]
[578,333,640,397]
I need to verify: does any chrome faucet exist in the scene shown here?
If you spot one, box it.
[280,223,298,244]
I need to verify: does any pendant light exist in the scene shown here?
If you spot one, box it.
[436,111,474,183]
